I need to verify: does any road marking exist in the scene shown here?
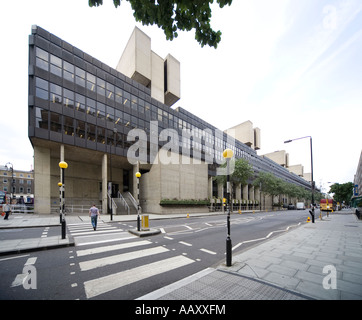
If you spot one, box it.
[200,248,217,255]
[84,255,194,299]
[75,233,137,246]
[204,223,212,226]
[0,254,30,262]
[76,240,152,257]
[70,228,121,236]
[232,223,302,251]
[164,236,174,240]
[136,267,214,300]
[184,225,193,230]
[160,228,166,233]
[11,256,37,287]
[179,241,192,247]
[79,246,169,271]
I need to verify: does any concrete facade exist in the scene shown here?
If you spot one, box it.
[225,121,261,150]
[28,26,312,215]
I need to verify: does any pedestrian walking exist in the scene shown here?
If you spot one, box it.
[89,204,100,230]
[3,202,11,220]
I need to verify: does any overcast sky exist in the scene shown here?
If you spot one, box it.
[0,0,361,193]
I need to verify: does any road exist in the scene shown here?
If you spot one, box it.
[0,209,312,300]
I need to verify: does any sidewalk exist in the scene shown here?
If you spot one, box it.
[138,211,362,300]
[1,210,361,299]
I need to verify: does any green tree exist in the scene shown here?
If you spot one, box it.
[88,0,233,48]
[328,182,353,205]
[214,158,253,186]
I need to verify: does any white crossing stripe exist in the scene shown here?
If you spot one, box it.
[79,246,169,271]
[70,229,123,236]
[84,255,194,299]
[179,241,192,247]
[76,240,152,257]
[200,248,217,255]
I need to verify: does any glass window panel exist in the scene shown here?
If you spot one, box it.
[86,73,96,91]
[75,93,85,113]
[86,98,96,116]
[63,116,74,136]
[50,64,62,77]
[75,120,85,139]
[50,83,62,104]
[36,57,48,71]
[115,87,123,104]
[50,112,62,133]
[50,55,62,67]
[87,124,96,142]
[106,106,114,122]
[96,102,106,119]
[35,107,48,129]
[63,89,74,108]
[131,95,138,111]
[36,47,48,61]
[97,127,106,144]
[115,109,122,125]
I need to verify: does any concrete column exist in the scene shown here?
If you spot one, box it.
[242,184,248,201]
[250,185,255,201]
[102,153,107,214]
[208,177,213,199]
[236,183,241,200]
[217,182,224,199]
[34,146,51,214]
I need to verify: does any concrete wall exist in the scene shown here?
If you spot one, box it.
[140,152,208,214]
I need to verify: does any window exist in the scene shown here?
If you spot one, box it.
[115,87,123,104]
[86,72,96,92]
[35,107,48,129]
[75,120,85,139]
[106,106,114,122]
[35,77,49,100]
[75,67,86,87]
[123,92,130,108]
[63,61,74,82]
[106,82,114,100]
[50,112,62,133]
[64,116,74,136]
[86,98,96,116]
[50,54,62,77]
[97,127,106,144]
[97,78,105,96]
[131,95,138,111]
[75,93,85,113]
[63,89,74,109]
[115,109,122,125]
[96,102,106,120]
[27,188,31,194]
[36,47,49,71]
[50,83,62,104]
[87,124,96,142]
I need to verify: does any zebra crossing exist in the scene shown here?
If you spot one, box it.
[67,221,197,299]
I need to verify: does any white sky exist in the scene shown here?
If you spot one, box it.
[0,0,361,193]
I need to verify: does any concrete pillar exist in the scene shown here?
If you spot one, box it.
[217,182,224,199]
[236,183,242,200]
[250,185,255,201]
[102,153,107,214]
[34,146,51,214]
[242,184,248,201]
[208,177,213,199]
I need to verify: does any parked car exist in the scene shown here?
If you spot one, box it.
[287,204,295,210]
[296,202,306,210]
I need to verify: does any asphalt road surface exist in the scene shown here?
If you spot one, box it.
[0,209,312,300]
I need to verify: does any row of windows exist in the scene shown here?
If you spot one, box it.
[1,172,33,178]
[3,179,32,185]
[1,186,32,194]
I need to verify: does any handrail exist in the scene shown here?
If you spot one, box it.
[118,191,130,215]
[127,191,138,210]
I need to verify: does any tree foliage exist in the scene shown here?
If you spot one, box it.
[328,182,353,204]
[214,158,254,186]
[88,0,233,48]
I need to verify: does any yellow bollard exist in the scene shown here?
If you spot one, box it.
[307,217,310,223]
[238,210,242,214]
[187,213,190,218]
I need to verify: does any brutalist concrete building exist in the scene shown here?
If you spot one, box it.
[28,26,311,215]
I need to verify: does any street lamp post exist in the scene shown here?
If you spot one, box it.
[284,136,314,222]
[135,171,141,231]
[223,148,233,267]
[59,161,68,239]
